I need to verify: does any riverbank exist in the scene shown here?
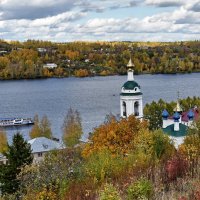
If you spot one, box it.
[1,70,200,81]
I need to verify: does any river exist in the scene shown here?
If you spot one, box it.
[1,73,200,142]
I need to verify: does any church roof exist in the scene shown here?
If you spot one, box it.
[121,81,142,96]
[181,108,199,122]
[162,123,188,137]
[122,80,140,90]
[127,58,134,68]
[173,101,183,112]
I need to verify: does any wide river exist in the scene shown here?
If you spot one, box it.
[1,73,200,142]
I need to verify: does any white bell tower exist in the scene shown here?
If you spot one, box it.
[120,58,143,119]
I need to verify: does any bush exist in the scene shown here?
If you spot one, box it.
[165,154,188,182]
[83,150,126,183]
[99,183,121,200]
[126,178,153,200]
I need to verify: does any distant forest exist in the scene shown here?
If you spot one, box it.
[0,40,199,79]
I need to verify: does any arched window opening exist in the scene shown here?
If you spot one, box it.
[134,101,139,116]
[123,101,127,117]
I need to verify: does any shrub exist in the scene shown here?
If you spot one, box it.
[83,150,126,183]
[126,178,153,200]
[165,154,188,182]
[99,183,121,200]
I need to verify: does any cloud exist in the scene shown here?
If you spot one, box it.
[186,1,200,12]
[0,0,199,41]
[145,0,186,7]
[0,0,77,20]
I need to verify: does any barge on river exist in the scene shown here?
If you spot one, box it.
[0,118,34,127]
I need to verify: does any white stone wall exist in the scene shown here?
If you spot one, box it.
[120,95,143,119]
[32,152,46,163]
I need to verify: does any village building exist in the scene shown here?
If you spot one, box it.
[43,63,57,69]
[28,137,64,163]
[0,153,7,165]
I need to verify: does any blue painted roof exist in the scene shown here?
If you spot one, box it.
[162,109,169,118]
[187,109,194,119]
[173,112,180,121]
[28,137,64,153]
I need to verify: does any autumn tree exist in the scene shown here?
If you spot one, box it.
[62,108,83,147]
[30,114,52,139]
[0,129,8,153]
[74,69,89,77]
[29,114,41,139]
[40,115,52,139]
[82,115,148,157]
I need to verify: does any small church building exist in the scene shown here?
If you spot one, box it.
[120,58,143,119]
[162,101,199,146]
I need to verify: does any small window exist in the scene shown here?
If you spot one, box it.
[38,153,43,157]
[135,88,137,91]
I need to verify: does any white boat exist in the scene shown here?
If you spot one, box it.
[0,118,34,127]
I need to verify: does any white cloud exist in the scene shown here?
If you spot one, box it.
[0,0,199,41]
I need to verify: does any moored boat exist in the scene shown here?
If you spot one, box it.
[0,118,34,127]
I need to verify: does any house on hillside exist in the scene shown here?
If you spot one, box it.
[28,137,65,163]
[37,48,47,53]
[43,63,57,69]
[0,153,7,165]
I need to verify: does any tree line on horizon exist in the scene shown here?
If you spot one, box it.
[0,39,199,79]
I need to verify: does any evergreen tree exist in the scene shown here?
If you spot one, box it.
[0,133,33,195]
[62,108,83,147]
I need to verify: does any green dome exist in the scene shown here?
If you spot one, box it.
[121,81,142,96]
[122,81,140,90]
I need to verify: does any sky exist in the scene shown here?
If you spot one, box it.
[0,0,199,42]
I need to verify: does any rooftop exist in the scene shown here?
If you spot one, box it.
[162,123,188,137]
[28,137,64,153]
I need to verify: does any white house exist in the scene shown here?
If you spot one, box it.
[0,153,7,165]
[28,137,65,163]
[43,63,58,69]
[37,48,47,53]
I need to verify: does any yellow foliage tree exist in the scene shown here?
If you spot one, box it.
[0,129,8,153]
[30,114,52,139]
[74,69,89,77]
[62,108,83,147]
[82,115,148,157]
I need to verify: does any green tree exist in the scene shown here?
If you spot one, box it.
[62,108,83,147]
[126,178,153,200]
[0,133,33,195]
[99,183,121,200]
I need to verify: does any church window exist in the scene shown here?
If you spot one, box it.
[134,101,139,116]
[123,102,127,117]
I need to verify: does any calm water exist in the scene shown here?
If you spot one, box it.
[1,73,200,142]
